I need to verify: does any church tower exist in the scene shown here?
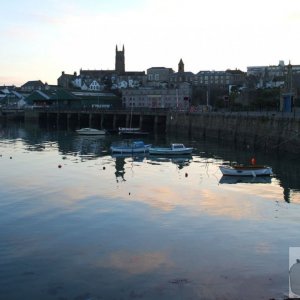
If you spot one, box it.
[115,45,125,74]
[178,58,184,73]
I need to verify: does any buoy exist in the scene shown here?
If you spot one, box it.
[251,157,256,165]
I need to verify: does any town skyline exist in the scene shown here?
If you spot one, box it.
[1,0,300,86]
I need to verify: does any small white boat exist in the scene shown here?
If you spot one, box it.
[149,144,193,155]
[110,140,151,154]
[76,128,107,135]
[219,165,273,177]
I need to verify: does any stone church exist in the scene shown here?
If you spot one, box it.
[58,45,145,90]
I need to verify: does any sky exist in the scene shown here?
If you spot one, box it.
[1,0,300,86]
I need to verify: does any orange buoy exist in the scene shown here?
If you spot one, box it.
[251,157,256,165]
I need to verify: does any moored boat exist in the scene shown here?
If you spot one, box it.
[110,140,151,154]
[149,143,193,155]
[118,127,149,136]
[76,128,107,135]
[219,165,273,177]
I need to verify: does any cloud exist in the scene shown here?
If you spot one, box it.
[29,12,64,26]
[1,0,300,85]
[2,26,39,41]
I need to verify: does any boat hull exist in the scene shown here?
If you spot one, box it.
[76,128,106,135]
[110,146,151,154]
[110,141,151,154]
[219,165,273,176]
[149,148,193,155]
[118,128,149,136]
[118,127,140,132]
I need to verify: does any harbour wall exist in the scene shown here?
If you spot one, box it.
[166,112,300,154]
[2,109,300,154]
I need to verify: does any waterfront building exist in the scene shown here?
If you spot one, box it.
[24,89,121,109]
[0,87,25,107]
[121,83,192,110]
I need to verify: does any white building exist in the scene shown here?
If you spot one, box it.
[246,61,300,89]
[89,80,102,91]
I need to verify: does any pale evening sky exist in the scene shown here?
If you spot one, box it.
[1,0,300,86]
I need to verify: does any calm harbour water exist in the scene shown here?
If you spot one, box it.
[1,122,300,300]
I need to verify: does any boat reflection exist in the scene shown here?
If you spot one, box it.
[147,155,192,169]
[73,135,106,158]
[111,153,147,161]
[112,154,147,182]
[115,156,126,182]
[219,175,272,185]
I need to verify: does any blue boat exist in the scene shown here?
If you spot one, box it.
[149,143,193,155]
[110,140,151,154]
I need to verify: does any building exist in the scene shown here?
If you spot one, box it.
[169,59,194,86]
[0,87,25,107]
[122,83,192,110]
[194,69,245,88]
[21,80,45,92]
[58,45,145,91]
[25,89,79,107]
[115,45,125,74]
[146,67,174,87]
[57,72,78,89]
[25,89,121,109]
[246,61,300,89]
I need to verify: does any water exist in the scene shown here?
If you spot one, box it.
[1,123,300,300]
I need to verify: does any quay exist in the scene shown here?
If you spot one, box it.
[1,108,300,154]
[23,108,168,133]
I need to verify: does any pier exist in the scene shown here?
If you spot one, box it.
[23,108,168,133]
[2,108,300,153]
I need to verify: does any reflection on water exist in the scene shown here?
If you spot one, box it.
[115,156,126,182]
[1,123,300,299]
[219,175,272,185]
[73,135,108,158]
[147,154,192,169]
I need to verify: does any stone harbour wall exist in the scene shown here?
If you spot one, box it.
[166,112,300,154]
